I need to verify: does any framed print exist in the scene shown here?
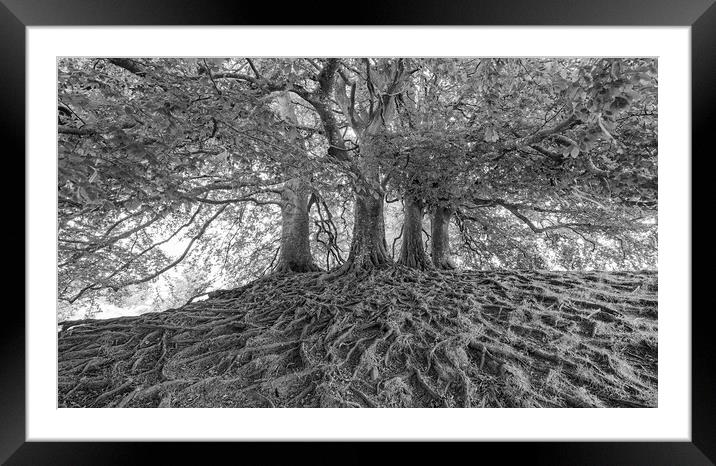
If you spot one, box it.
[5,0,715,463]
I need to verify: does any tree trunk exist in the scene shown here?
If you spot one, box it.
[397,197,432,270]
[273,92,318,273]
[343,189,391,272]
[275,178,319,273]
[431,206,456,270]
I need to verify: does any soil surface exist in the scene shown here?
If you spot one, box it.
[58,268,657,408]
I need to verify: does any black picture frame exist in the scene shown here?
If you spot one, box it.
[4,0,714,464]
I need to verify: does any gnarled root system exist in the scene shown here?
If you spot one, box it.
[58,268,657,408]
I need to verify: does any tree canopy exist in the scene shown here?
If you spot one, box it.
[57,57,657,318]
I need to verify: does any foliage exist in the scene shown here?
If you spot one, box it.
[381,58,657,269]
[57,57,657,316]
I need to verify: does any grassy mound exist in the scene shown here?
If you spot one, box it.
[58,268,657,408]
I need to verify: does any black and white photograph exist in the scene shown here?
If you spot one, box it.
[56,56,659,409]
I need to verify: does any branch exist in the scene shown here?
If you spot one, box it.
[189,195,282,207]
[119,204,227,287]
[246,58,262,79]
[529,144,564,162]
[510,113,579,149]
[58,125,96,136]
[300,60,352,162]
[468,198,578,215]
[106,58,146,77]
[202,59,222,96]
[210,71,286,93]
[91,205,205,285]
[213,59,354,165]
[68,204,227,303]
[60,208,169,264]
[335,69,362,130]
[498,203,598,234]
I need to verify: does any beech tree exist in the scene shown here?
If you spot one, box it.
[382,58,656,270]
[57,57,656,312]
[57,57,660,410]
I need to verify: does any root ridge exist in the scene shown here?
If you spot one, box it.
[58,269,657,408]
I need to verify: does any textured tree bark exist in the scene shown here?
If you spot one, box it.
[273,92,318,273]
[344,189,391,271]
[275,178,319,273]
[337,133,392,273]
[397,197,432,270]
[431,206,456,270]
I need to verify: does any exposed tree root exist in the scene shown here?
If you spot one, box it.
[433,257,457,270]
[272,261,322,274]
[58,268,657,408]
